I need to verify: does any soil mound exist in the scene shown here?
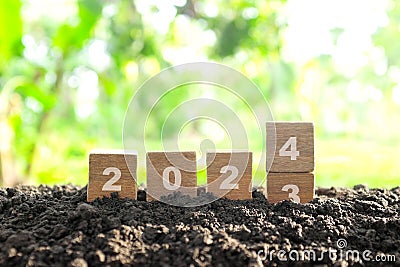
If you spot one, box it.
[0,185,399,266]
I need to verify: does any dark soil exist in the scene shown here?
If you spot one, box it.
[0,185,399,266]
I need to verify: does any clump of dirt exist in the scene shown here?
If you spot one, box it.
[0,184,399,266]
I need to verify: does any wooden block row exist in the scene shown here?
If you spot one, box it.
[88,151,253,202]
[87,149,314,204]
[88,122,316,204]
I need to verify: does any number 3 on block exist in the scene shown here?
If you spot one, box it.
[267,173,314,203]
[281,184,300,203]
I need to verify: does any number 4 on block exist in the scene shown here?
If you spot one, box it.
[206,152,252,200]
[87,150,138,202]
[266,122,314,173]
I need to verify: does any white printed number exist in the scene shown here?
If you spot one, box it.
[281,184,300,203]
[163,166,181,190]
[279,137,300,160]
[102,167,122,191]
[219,165,239,190]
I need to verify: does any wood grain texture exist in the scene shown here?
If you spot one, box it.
[87,151,137,202]
[266,172,314,203]
[266,122,314,173]
[146,151,197,201]
[206,152,252,200]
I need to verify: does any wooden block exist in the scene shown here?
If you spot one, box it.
[87,150,137,202]
[266,122,314,173]
[146,151,197,201]
[266,172,314,203]
[206,152,252,200]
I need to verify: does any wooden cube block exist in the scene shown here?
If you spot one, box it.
[266,172,314,203]
[87,150,137,202]
[146,151,197,201]
[206,152,252,200]
[266,122,314,173]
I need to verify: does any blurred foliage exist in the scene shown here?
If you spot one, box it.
[0,0,399,188]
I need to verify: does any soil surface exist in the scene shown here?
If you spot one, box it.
[0,185,399,266]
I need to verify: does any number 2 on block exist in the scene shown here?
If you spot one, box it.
[219,165,239,190]
[102,167,122,191]
[279,137,300,160]
[281,184,300,203]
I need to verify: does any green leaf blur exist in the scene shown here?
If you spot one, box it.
[0,0,399,188]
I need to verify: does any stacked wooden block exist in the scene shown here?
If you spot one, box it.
[87,122,314,204]
[266,122,315,203]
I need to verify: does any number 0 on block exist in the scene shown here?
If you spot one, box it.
[146,151,197,201]
[206,152,252,200]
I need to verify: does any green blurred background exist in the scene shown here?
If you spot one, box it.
[0,0,399,188]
